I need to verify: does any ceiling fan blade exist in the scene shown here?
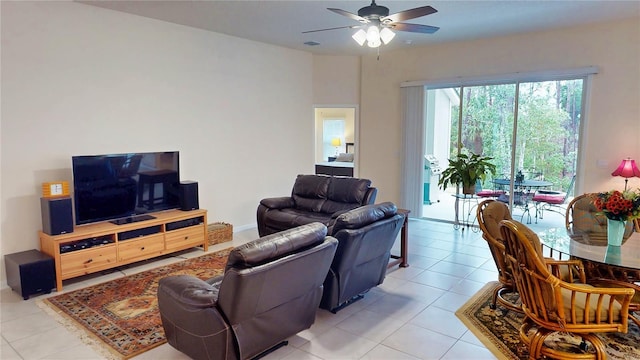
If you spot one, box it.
[391,23,439,34]
[328,8,368,23]
[302,25,361,34]
[383,6,437,23]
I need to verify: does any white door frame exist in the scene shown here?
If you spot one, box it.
[313,104,359,177]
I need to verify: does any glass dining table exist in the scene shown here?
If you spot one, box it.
[538,227,640,282]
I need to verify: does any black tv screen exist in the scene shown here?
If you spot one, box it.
[72,151,180,225]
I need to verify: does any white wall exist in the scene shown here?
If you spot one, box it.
[358,17,640,205]
[312,55,360,105]
[0,1,314,280]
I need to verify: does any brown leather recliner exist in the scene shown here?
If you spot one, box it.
[256,174,377,237]
[320,202,404,313]
[157,223,338,360]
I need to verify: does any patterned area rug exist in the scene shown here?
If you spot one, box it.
[456,282,640,359]
[39,249,231,359]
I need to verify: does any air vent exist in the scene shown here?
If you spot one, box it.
[304,41,320,46]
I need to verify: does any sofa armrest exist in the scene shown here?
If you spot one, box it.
[363,187,378,205]
[158,275,235,360]
[331,209,350,219]
[158,275,219,308]
[205,274,224,286]
[260,196,295,209]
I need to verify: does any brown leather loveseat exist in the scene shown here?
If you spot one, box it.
[157,223,338,360]
[257,174,377,237]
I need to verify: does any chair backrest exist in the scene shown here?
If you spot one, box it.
[218,222,338,359]
[500,220,561,323]
[477,199,513,283]
[565,193,606,232]
[565,193,634,236]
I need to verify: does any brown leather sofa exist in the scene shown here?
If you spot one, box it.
[157,223,338,360]
[320,202,404,312]
[257,174,377,237]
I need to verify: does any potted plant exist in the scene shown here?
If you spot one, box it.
[438,152,497,195]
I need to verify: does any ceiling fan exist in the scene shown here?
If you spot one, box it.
[303,1,439,48]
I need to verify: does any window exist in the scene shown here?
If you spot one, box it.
[322,119,345,160]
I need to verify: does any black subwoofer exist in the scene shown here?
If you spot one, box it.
[179,181,199,211]
[5,250,56,300]
[41,197,73,235]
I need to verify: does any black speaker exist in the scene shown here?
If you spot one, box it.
[5,250,55,300]
[179,181,199,211]
[41,197,73,235]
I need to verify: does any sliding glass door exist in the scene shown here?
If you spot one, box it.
[458,84,516,183]
[515,80,581,192]
[422,78,583,231]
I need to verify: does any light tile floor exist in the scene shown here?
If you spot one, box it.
[1,219,501,359]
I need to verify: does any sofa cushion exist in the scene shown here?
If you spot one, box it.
[292,174,330,212]
[263,209,334,232]
[321,177,372,214]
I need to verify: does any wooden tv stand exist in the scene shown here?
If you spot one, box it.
[39,209,208,291]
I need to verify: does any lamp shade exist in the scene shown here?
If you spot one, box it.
[366,25,380,43]
[352,29,367,46]
[380,27,396,44]
[611,158,640,178]
[331,138,342,147]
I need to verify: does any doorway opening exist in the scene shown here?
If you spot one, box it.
[314,106,358,177]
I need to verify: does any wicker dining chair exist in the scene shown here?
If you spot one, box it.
[565,193,640,326]
[476,199,521,312]
[500,219,634,360]
[565,193,634,236]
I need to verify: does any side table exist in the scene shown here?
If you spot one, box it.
[388,209,410,269]
[453,194,480,232]
[5,250,56,300]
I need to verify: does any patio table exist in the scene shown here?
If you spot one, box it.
[493,178,552,223]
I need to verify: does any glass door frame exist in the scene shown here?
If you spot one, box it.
[422,75,590,226]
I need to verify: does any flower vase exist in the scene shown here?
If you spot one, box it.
[606,219,625,246]
[604,245,622,265]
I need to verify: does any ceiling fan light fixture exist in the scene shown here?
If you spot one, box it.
[380,27,395,44]
[368,38,382,48]
[321,1,438,49]
[352,29,367,46]
[366,25,380,43]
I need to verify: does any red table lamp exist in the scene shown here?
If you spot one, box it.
[611,158,640,191]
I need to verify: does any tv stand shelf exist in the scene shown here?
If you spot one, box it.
[39,209,208,291]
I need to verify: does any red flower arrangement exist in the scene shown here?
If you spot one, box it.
[592,189,640,221]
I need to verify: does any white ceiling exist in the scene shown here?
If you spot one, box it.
[78,0,640,56]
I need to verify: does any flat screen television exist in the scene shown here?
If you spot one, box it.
[72,151,180,225]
